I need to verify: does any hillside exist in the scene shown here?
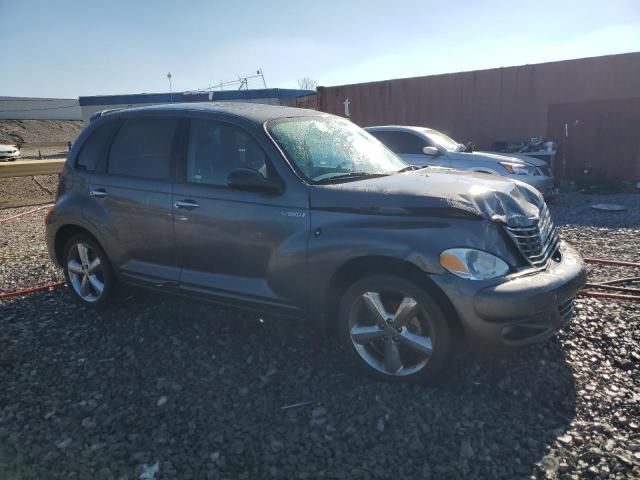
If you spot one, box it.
[0,119,83,146]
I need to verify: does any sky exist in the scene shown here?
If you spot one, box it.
[1,0,639,98]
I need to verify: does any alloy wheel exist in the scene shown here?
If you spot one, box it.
[348,290,434,376]
[67,242,104,303]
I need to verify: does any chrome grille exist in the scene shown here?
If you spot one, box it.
[506,204,560,268]
[537,165,552,177]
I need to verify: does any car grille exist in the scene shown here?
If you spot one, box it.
[558,298,575,321]
[537,165,552,177]
[505,204,560,268]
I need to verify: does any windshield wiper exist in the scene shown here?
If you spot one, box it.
[395,165,428,173]
[314,172,389,184]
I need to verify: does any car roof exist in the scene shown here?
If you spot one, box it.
[365,125,437,135]
[100,102,325,125]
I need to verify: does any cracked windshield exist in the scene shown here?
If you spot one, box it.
[268,117,405,183]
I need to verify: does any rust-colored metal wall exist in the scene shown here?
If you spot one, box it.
[548,98,640,180]
[316,53,640,179]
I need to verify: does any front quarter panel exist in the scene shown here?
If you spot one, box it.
[308,209,522,308]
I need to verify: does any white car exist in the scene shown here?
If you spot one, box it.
[0,144,21,161]
[366,126,557,198]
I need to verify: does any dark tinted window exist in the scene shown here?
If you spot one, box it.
[186,120,268,185]
[76,121,119,171]
[370,131,427,154]
[108,117,179,180]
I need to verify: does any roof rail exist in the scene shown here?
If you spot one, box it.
[89,108,122,123]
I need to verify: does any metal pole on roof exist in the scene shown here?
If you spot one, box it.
[258,68,267,88]
[167,72,173,102]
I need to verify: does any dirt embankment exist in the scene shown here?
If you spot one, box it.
[0,120,83,209]
[0,119,83,146]
[0,175,58,209]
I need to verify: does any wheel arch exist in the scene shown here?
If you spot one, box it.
[54,224,104,266]
[324,255,464,338]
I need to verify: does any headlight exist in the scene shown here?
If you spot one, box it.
[499,162,538,176]
[440,248,509,280]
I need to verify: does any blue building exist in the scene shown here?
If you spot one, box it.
[78,88,313,123]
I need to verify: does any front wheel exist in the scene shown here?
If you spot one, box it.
[63,234,114,309]
[338,275,452,383]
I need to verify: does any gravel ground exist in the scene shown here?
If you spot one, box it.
[1,193,639,479]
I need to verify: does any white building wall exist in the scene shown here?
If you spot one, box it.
[0,97,82,120]
[80,98,282,124]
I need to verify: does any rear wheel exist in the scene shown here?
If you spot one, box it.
[338,275,452,383]
[63,234,114,308]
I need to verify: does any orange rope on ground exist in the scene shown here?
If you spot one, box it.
[578,290,640,301]
[0,204,53,223]
[584,258,640,268]
[0,281,66,299]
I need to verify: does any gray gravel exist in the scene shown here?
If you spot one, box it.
[1,193,639,479]
[0,206,62,292]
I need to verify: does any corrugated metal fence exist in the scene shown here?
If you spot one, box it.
[316,53,640,180]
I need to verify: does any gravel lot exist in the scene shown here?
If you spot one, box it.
[1,193,639,479]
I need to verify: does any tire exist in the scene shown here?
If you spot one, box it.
[338,274,452,383]
[62,233,115,309]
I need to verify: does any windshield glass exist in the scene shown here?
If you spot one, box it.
[267,116,406,183]
[423,129,462,152]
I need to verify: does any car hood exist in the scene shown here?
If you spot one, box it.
[462,150,548,167]
[309,168,544,227]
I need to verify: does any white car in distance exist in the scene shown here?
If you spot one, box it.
[0,144,21,161]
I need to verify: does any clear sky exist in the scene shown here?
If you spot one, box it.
[1,0,639,98]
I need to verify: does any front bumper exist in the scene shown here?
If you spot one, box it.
[510,175,557,199]
[432,241,586,349]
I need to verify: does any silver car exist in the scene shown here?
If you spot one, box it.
[366,126,557,198]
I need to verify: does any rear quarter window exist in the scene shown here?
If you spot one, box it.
[107,117,180,180]
[76,121,119,172]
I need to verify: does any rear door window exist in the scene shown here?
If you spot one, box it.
[76,121,119,172]
[107,117,179,180]
[370,131,426,154]
[186,120,268,186]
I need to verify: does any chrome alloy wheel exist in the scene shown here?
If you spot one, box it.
[67,242,104,303]
[348,291,434,376]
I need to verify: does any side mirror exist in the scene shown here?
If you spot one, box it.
[423,146,439,156]
[228,168,282,194]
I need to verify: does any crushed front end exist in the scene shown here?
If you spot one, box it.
[432,191,586,349]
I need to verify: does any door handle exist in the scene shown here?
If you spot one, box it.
[90,188,109,198]
[174,199,200,210]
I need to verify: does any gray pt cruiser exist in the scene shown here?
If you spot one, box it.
[45,103,586,383]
